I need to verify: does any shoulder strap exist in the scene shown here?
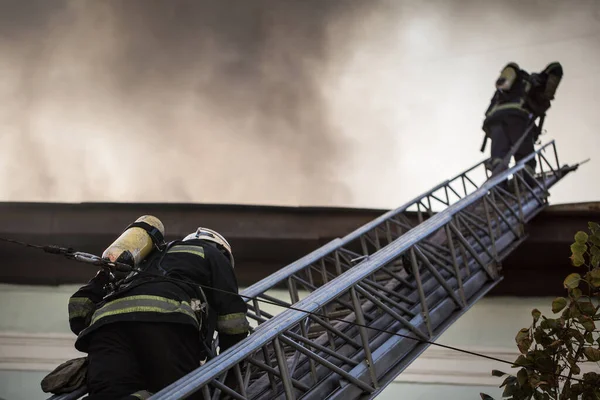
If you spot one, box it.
[124,221,166,250]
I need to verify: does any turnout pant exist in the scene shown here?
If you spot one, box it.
[488,114,537,174]
[84,322,203,400]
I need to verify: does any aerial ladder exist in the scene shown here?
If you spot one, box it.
[50,141,581,400]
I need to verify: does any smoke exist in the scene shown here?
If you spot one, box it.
[2,0,599,208]
[0,0,379,206]
[322,0,600,208]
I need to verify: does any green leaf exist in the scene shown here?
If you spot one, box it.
[575,231,589,244]
[492,369,507,377]
[585,332,595,344]
[590,268,600,287]
[578,315,595,331]
[571,383,583,400]
[564,273,582,289]
[502,381,516,397]
[583,347,600,362]
[571,287,583,300]
[513,355,533,368]
[540,318,553,329]
[500,375,517,388]
[479,394,495,400]
[534,327,552,347]
[578,300,596,316]
[569,303,582,318]
[552,297,568,313]
[517,368,528,387]
[590,234,600,247]
[516,328,532,354]
[531,309,541,322]
[588,222,600,234]
[582,371,600,384]
[536,355,555,372]
[571,242,588,256]
[529,373,541,387]
[591,254,600,268]
[571,253,586,267]
[568,328,585,343]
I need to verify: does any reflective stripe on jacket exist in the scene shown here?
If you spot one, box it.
[217,312,250,335]
[68,297,95,322]
[165,243,250,337]
[485,63,532,121]
[166,244,205,258]
[69,239,249,353]
[90,294,198,327]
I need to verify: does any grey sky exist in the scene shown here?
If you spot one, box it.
[0,0,598,208]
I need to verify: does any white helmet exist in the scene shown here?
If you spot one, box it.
[183,227,234,268]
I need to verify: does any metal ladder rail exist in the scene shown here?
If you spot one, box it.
[150,141,578,400]
[241,152,519,328]
[211,159,562,400]
[247,235,506,400]
[47,141,568,400]
[152,162,532,400]
[243,140,564,330]
[251,169,559,400]
[47,174,470,400]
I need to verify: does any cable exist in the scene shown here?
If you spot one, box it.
[0,235,587,384]
[0,236,45,250]
[0,236,76,256]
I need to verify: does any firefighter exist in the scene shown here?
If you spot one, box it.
[68,227,250,400]
[482,62,563,186]
[483,62,536,180]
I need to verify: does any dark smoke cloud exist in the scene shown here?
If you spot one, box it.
[3,0,598,209]
[0,0,376,206]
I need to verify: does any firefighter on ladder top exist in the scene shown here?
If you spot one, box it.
[481,61,564,189]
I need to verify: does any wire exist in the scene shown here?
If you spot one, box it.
[0,236,45,249]
[0,235,587,384]
[0,237,76,256]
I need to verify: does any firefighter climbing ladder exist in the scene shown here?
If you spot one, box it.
[49,140,580,400]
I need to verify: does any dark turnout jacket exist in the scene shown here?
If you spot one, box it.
[68,239,250,354]
[484,61,563,130]
[484,62,532,126]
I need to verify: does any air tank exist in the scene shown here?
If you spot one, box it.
[102,215,165,267]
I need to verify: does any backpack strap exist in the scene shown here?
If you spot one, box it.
[124,221,166,250]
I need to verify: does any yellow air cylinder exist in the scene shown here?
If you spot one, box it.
[102,215,165,267]
[496,63,519,91]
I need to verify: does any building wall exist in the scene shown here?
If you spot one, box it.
[0,284,582,400]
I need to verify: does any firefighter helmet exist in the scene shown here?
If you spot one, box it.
[183,227,234,268]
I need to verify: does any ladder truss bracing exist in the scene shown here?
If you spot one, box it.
[213,141,570,333]
[48,141,579,400]
[146,141,579,400]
